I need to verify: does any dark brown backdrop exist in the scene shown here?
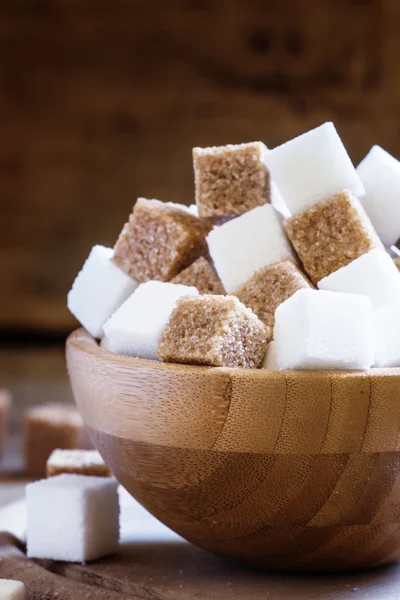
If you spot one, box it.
[1,0,398,333]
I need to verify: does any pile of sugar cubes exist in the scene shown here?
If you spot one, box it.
[26,449,119,563]
[68,123,400,371]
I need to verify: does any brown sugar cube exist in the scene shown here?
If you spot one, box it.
[284,190,382,284]
[234,260,312,329]
[46,449,111,478]
[157,295,271,368]
[113,198,210,282]
[193,142,270,219]
[0,390,11,460]
[171,257,225,295]
[24,404,86,476]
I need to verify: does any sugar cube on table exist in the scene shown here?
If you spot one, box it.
[234,260,312,328]
[103,281,198,359]
[0,390,11,461]
[284,190,381,284]
[67,245,138,338]
[373,303,400,367]
[157,295,270,368]
[273,289,374,370]
[193,142,270,219]
[171,257,225,295]
[266,122,364,216]
[47,449,111,478]
[262,341,278,370]
[26,474,119,563]
[207,203,296,294]
[112,198,210,282]
[0,580,24,599]
[24,404,86,476]
[318,248,400,309]
[357,146,400,246]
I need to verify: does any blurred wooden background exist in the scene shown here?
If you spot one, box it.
[1,0,399,334]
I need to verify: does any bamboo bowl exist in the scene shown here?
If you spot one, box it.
[67,328,400,573]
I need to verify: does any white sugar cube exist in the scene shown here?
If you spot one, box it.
[357,146,400,246]
[266,122,365,215]
[207,204,295,294]
[373,303,400,367]
[318,248,400,309]
[103,281,198,359]
[26,474,119,563]
[274,289,374,370]
[262,342,278,370]
[0,580,24,600]
[67,245,138,338]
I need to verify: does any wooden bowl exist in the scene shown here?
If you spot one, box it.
[67,328,400,573]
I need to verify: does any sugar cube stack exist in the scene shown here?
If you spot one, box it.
[113,198,210,282]
[284,190,381,284]
[357,146,400,246]
[47,449,111,478]
[193,142,270,218]
[273,289,374,370]
[207,203,296,294]
[67,245,138,338]
[0,580,24,600]
[158,295,270,368]
[234,259,312,328]
[103,281,198,359]
[26,474,119,562]
[266,122,365,215]
[171,256,225,294]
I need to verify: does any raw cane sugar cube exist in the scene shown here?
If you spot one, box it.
[67,245,138,338]
[0,580,24,599]
[0,390,11,460]
[373,303,400,367]
[103,281,198,359]
[193,142,270,218]
[24,404,85,476]
[207,203,296,294]
[26,474,119,562]
[112,198,210,282]
[273,289,374,370]
[357,146,400,246]
[47,449,111,478]
[284,190,381,284]
[262,342,278,370]
[171,257,225,294]
[318,248,400,309]
[157,295,270,368]
[234,260,312,329]
[266,122,364,215]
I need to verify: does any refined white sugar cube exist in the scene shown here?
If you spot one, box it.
[207,204,295,294]
[357,146,400,246]
[67,245,138,338]
[26,474,119,563]
[262,341,278,370]
[103,281,198,359]
[266,122,365,215]
[373,303,400,367]
[0,580,24,600]
[274,289,374,370]
[318,248,400,309]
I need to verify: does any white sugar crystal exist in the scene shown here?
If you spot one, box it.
[67,245,138,338]
[26,474,119,563]
[357,146,400,246]
[373,304,400,367]
[274,289,374,370]
[262,342,278,370]
[47,449,105,469]
[318,248,400,309]
[103,281,198,359]
[266,122,364,215]
[0,580,24,600]
[207,204,295,294]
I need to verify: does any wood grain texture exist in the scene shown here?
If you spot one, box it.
[2,0,399,331]
[66,329,400,572]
